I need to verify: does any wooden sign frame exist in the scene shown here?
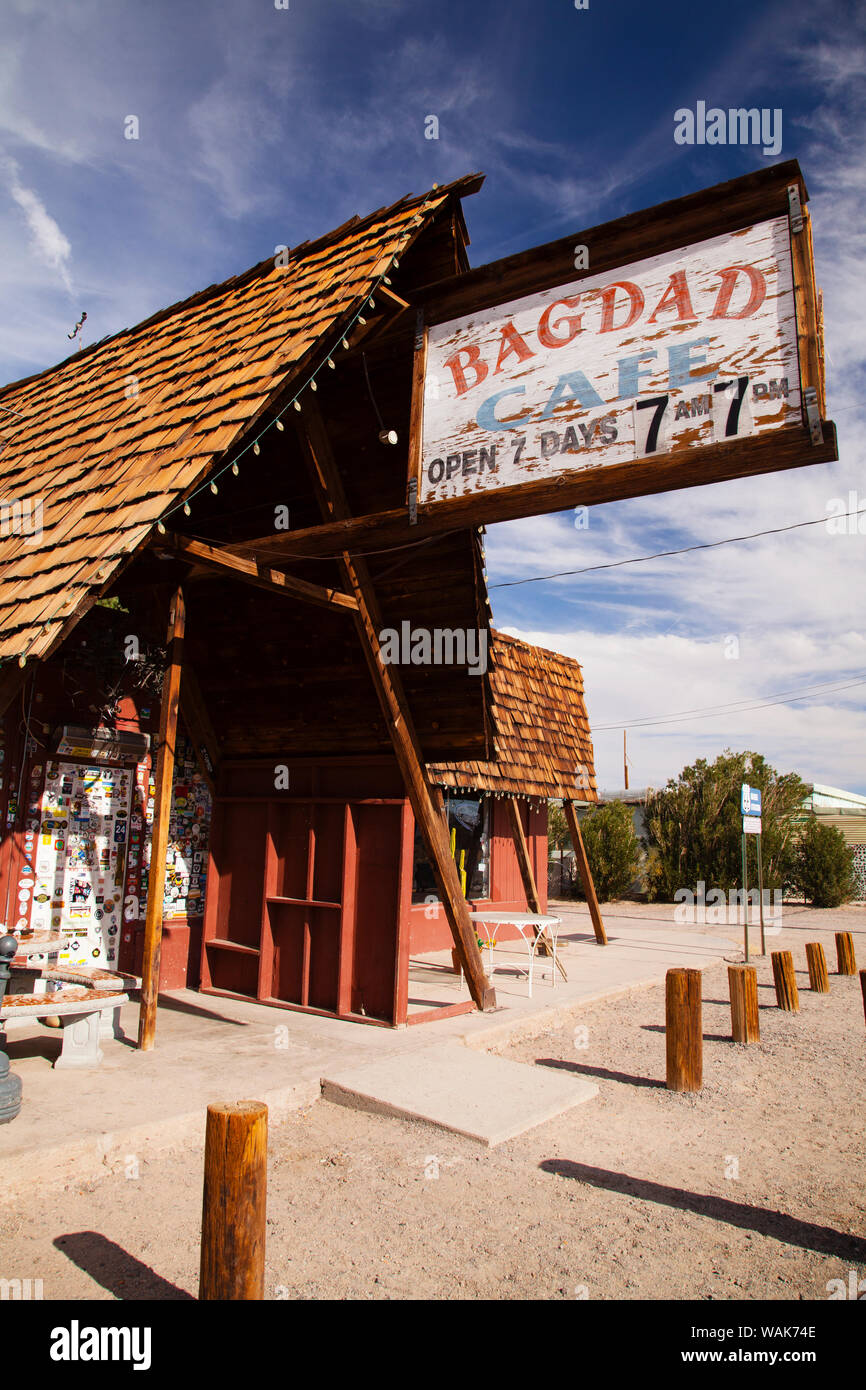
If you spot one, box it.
[407,159,834,527]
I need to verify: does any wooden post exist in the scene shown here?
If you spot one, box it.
[771,950,799,1011]
[728,964,760,1043]
[563,800,607,945]
[665,967,702,1092]
[137,586,185,1051]
[199,1101,267,1301]
[806,941,830,993]
[296,404,494,1011]
[506,796,567,980]
[835,931,857,975]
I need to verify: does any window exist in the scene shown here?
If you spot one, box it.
[412,792,490,904]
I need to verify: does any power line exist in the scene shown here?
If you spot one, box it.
[593,673,866,731]
[489,508,866,590]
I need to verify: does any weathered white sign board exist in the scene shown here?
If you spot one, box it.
[418,216,800,505]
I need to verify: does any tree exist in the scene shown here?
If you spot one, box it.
[791,816,856,907]
[644,750,807,901]
[577,800,641,902]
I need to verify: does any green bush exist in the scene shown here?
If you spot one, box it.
[644,750,807,902]
[578,800,641,901]
[791,816,856,907]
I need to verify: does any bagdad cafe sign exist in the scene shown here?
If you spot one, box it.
[420,218,798,500]
[407,161,836,527]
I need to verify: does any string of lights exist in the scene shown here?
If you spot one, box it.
[155,241,418,528]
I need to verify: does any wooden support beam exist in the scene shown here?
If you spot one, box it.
[179,664,220,796]
[231,420,837,564]
[562,800,607,945]
[296,401,495,1011]
[137,585,185,1051]
[163,532,358,613]
[792,209,826,418]
[506,796,567,981]
[376,284,411,313]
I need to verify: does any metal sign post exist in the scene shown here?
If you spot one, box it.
[756,833,766,955]
[740,783,763,963]
[741,829,749,962]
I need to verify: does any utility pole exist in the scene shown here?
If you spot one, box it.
[623,730,629,791]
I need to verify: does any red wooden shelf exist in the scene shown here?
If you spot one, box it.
[205,938,261,956]
[266,896,341,910]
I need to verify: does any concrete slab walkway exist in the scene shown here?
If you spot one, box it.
[322,1041,599,1146]
[0,904,739,1200]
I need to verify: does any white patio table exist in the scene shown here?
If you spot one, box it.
[468,912,561,998]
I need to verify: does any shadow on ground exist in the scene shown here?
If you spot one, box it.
[53,1232,195,1300]
[539,1160,866,1261]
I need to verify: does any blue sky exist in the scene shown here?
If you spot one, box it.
[1,0,864,792]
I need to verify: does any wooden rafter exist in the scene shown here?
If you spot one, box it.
[563,800,607,946]
[295,399,495,1012]
[163,532,358,613]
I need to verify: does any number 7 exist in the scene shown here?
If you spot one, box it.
[635,395,669,454]
[714,376,749,437]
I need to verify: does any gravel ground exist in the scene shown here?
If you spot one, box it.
[1,907,863,1302]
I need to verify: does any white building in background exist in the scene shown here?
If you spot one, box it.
[802,784,866,898]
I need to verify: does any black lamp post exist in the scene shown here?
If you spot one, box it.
[0,934,22,1123]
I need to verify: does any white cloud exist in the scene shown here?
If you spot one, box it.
[0,154,75,297]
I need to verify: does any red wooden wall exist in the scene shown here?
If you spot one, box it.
[199,759,413,1026]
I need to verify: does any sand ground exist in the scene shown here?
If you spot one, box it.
[0,903,863,1301]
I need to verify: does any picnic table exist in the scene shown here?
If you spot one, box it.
[468,912,562,997]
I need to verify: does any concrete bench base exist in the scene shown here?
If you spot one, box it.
[0,994,128,1069]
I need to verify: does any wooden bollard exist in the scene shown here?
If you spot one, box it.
[806,942,830,993]
[771,951,799,1012]
[665,968,702,1092]
[200,1100,268,1301]
[728,964,760,1043]
[835,932,857,975]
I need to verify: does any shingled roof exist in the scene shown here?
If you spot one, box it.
[428,630,598,803]
[0,176,478,668]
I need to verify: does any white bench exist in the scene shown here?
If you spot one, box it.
[0,986,129,1068]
